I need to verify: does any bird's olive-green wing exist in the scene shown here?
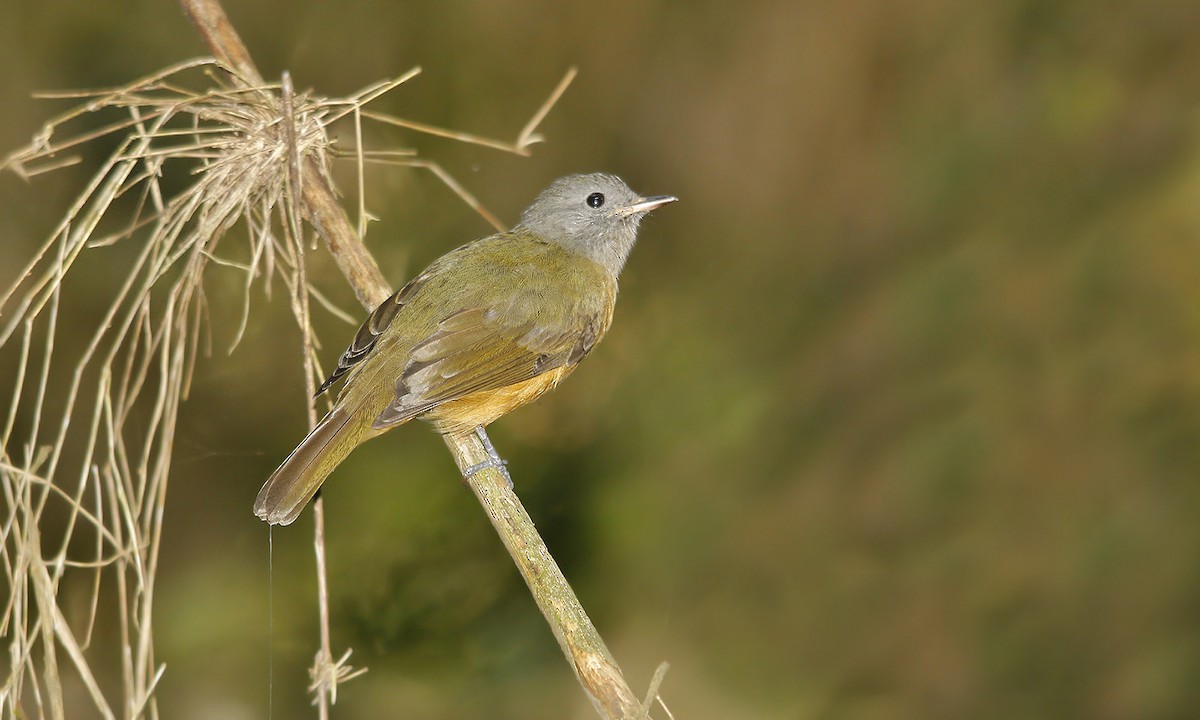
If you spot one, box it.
[371,305,606,428]
[315,264,436,397]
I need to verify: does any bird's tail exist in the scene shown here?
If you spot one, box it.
[254,408,362,525]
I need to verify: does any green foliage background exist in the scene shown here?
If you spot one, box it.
[3,0,1200,718]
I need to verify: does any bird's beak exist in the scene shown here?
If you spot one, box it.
[620,195,678,216]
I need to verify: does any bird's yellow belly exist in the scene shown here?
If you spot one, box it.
[424,366,574,437]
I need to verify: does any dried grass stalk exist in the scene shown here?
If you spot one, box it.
[1,50,576,717]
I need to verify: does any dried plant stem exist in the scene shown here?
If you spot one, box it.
[441,436,646,719]
[179,1,263,86]
[179,1,376,716]
[298,166,389,306]
[181,0,389,311]
[177,0,655,716]
[359,64,575,159]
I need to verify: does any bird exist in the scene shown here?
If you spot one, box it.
[254,173,677,525]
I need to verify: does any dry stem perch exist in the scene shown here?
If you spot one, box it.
[179,0,668,717]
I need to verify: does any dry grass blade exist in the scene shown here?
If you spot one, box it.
[2,49,577,717]
[358,64,576,158]
[1,56,321,720]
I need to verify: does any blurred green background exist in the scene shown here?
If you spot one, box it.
[4,0,1200,718]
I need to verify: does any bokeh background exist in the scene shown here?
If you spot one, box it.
[4,0,1200,718]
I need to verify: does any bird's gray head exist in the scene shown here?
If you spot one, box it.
[515,173,677,276]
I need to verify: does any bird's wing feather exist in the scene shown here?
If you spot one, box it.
[315,266,435,396]
[372,305,604,428]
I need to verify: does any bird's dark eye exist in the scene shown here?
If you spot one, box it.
[586,192,605,209]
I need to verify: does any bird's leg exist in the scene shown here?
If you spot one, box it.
[463,425,514,489]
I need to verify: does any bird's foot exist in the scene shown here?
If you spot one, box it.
[463,426,515,490]
[463,456,513,488]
